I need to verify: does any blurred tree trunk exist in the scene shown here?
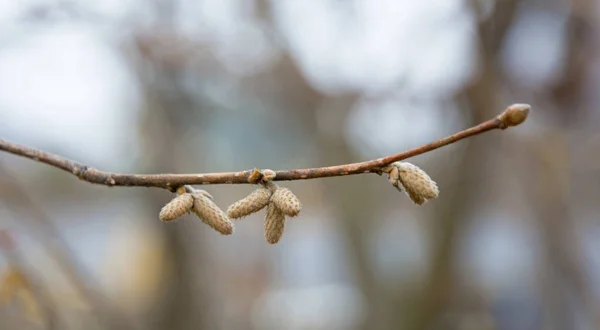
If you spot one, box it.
[126,1,213,328]
[310,99,396,330]
[533,2,600,326]
[133,71,213,330]
[410,1,520,329]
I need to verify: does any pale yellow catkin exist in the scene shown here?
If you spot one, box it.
[159,193,194,221]
[192,194,234,235]
[264,203,285,244]
[270,187,302,217]
[395,162,439,205]
[227,187,272,219]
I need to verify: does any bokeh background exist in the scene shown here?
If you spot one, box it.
[0,0,599,329]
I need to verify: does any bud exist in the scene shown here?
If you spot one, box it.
[394,162,439,205]
[264,204,285,244]
[227,187,272,219]
[159,193,194,221]
[271,187,302,217]
[247,168,263,183]
[176,186,187,195]
[498,103,530,128]
[262,169,276,181]
[192,194,234,235]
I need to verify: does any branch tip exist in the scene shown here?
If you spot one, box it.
[498,103,530,128]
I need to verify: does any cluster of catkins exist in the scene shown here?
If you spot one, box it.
[159,163,438,244]
[158,170,302,244]
[227,181,301,244]
[159,186,234,235]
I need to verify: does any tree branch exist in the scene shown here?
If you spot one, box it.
[0,104,529,190]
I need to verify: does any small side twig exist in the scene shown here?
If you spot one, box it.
[0,104,530,190]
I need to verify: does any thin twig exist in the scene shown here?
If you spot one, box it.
[0,105,529,190]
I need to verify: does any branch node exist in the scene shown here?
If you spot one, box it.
[247,168,277,185]
[72,165,89,179]
[260,169,276,184]
[247,168,262,184]
[105,176,115,186]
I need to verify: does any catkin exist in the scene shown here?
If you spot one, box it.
[227,187,272,219]
[395,162,439,205]
[192,194,234,235]
[159,193,194,222]
[264,204,285,244]
[270,187,302,217]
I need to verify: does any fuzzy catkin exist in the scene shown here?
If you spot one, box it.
[264,204,285,244]
[227,187,272,219]
[395,162,439,205]
[159,193,194,221]
[192,194,234,235]
[270,187,302,217]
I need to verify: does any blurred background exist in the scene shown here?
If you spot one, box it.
[0,0,598,329]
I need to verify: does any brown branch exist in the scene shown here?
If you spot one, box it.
[0,104,529,190]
